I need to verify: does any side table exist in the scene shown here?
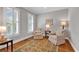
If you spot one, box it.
[0,40,13,52]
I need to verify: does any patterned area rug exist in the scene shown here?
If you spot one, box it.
[15,38,57,52]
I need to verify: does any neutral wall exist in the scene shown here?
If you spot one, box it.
[69,8,79,51]
[0,8,4,26]
[37,9,68,31]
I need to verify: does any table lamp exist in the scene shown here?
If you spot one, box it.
[60,21,66,29]
[45,24,50,31]
[0,26,7,42]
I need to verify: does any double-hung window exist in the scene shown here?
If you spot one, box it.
[28,13,34,33]
[4,8,19,35]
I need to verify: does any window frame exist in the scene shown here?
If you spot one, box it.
[3,7,20,36]
[27,13,34,33]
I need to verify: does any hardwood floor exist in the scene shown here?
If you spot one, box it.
[0,37,74,52]
[58,40,74,52]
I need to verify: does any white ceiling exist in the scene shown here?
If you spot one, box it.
[24,7,68,14]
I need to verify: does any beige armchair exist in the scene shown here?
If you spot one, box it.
[62,29,71,40]
[48,34,57,45]
[33,28,43,39]
[56,30,65,45]
[56,35,65,45]
[48,30,65,45]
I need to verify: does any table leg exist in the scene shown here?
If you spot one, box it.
[11,40,13,52]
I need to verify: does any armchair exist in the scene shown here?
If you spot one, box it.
[33,28,43,39]
[62,29,71,40]
[48,30,65,45]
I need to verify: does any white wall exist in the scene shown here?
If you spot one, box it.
[69,8,79,51]
[37,9,68,31]
[0,8,4,26]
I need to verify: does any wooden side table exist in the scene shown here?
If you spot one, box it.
[0,40,13,52]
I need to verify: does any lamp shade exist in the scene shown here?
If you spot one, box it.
[46,24,50,28]
[0,26,6,33]
[61,21,66,26]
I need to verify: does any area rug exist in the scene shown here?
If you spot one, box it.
[15,38,57,52]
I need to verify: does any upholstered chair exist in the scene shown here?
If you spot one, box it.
[48,30,65,45]
[33,28,43,39]
[62,29,71,40]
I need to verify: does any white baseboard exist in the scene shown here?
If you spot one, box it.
[13,35,33,44]
[68,39,78,52]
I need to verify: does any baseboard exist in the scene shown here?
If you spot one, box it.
[68,39,78,52]
[13,35,33,44]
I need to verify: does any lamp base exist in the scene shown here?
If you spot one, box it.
[0,34,7,43]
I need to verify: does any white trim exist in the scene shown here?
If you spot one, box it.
[13,34,33,44]
[68,39,78,52]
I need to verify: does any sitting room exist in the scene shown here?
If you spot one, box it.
[0,7,78,52]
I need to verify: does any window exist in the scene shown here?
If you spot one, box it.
[28,13,34,33]
[4,8,19,35]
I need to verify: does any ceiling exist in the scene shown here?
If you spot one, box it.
[24,7,68,15]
